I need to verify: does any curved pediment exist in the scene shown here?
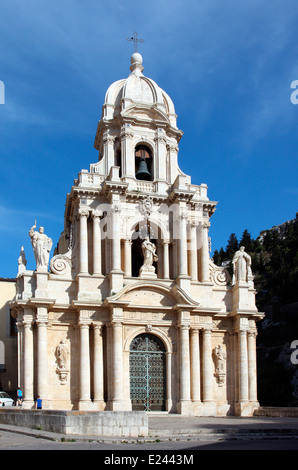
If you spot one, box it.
[105,281,199,309]
[121,104,170,125]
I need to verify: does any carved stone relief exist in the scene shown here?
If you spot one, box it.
[55,339,70,385]
[213,345,226,386]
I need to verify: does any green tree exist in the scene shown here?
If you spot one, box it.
[225,233,239,260]
[239,229,254,252]
[212,249,221,265]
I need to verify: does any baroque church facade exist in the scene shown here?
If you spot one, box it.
[11,52,263,416]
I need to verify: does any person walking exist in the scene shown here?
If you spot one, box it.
[35,395,42,410]
[16,387,23,407]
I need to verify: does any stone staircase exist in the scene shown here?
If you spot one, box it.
[147,413,298,441]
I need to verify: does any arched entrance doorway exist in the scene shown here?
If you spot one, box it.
[129,333,166,411]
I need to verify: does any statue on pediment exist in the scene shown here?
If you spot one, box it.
[29,222,52,270]
[232,246,253,285]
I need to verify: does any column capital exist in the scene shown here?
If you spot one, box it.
[112,321,123,328]
[248,330,257,338]
[78,207,90,218]
[190,327,200,334]
[36,306,48,324]
[110,203,121,213]
[91,209,102,219]
[179,324,190,331]
[179,211,188,221]
[78,321,91,329]
[238,329,248,336]
[202,326,213,333]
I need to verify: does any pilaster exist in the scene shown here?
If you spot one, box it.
[110,307,126,410]
[22,307,34,408]
[177,311,192,415]
[93,324,105,410]
[78,318,92,410]
[36,306,49,407]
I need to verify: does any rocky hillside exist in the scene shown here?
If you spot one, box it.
[213,214,298,406]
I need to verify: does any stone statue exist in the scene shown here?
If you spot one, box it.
[141,237,158,266]
[29,222,52,270]
[232,246,253,285]
[56,339,69,370]
[55,339,69,385]
[139,237,158,277]
[213,345,226,386]
[17,246,27,276]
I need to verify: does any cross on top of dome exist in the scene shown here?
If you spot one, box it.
[127,31,144,52]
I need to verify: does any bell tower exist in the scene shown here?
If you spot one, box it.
[92,52,184,195]
[56,51,218,296]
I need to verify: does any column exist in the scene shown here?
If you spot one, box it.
[201,222,210,282]
[202,328,213,402]
[163,240,170,279]
[92,210,102,275]
[36,307,48,404]
[110,204,121,272]
[16,312,23,389]
[190,328,201,402]
[179,211,188,277]
[23,315,34,406]
[238,330,249,402]
[120,125,134,178]
[166,351,172,411]
[79,323,91,407]
[189,222,198,281]
[111,322,124,409]
[93,324,104,408]
[78,208,89,274]
[248,331,258,402]
[179,325,191,408]
[124,238,132,276]
[154,132,167,181]
[103,131,115,175]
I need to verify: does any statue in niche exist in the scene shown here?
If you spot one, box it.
[232,246,253,285]
[55,339,70,385]
[29,222,52,270]
[213,345,226,386]
[139,237,158,276]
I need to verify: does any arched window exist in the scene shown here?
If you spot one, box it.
[135,145,153,181]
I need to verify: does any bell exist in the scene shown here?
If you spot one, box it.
[136,157,152,181]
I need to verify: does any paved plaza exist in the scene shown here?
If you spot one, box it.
[1,414,298,451]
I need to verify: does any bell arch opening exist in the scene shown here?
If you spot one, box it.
[129,333,166,411]
[135,144,153,181]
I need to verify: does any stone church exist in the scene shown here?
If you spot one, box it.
[11,52,263,416]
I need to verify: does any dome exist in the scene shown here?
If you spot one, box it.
[101,53,177,128]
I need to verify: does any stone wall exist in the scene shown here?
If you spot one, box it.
[0,409,148,436]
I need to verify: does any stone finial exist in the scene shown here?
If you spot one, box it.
[17,246,27,276]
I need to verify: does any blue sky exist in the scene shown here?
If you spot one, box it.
[0,0,297,278]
